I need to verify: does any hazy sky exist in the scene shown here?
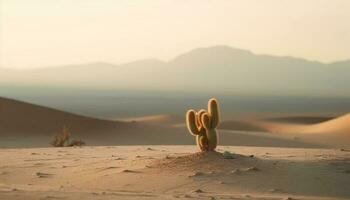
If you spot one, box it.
[1,0,349,69]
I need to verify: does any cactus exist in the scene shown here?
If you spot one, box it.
[186,98,220,151]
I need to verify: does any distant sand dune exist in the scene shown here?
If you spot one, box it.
[259,113,350,136]
[302,113,350,135]
[0,97,122,136]
[257,113,350,147]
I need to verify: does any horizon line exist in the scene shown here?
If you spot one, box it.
[1,45,349,70]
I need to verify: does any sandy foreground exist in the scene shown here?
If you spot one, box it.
[1,145,350,200]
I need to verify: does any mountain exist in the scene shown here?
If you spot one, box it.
[1,46,349,95]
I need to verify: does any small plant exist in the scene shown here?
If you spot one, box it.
[51,126,85,147]
[186,98,220,151]
[51,126,71,147]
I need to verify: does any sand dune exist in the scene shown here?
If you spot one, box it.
[0,97,184,147]
[220,115,335,133]
[256,113,350,147]
[296,113,350,147]
[0,146,349,200]
[0,97,122,136]
[302,113,350,135]
[260,113,350,137]
[0,97,187,147]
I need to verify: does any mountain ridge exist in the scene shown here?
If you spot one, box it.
[1,46,349,71]
[0,45,349,95]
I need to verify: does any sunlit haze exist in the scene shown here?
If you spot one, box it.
[1,0,349,69]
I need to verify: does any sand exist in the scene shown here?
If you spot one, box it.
[1,145,350,200]
[1,97,350,199]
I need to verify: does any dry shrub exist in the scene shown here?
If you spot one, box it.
[51,126,85,147]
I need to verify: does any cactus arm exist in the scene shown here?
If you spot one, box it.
[197,109,206,127]
[186,109,201,136]
[208,98,220,128]
[201,113,211,129]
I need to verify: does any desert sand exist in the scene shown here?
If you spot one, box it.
[1,146,350,200]
[1,97,350,199]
